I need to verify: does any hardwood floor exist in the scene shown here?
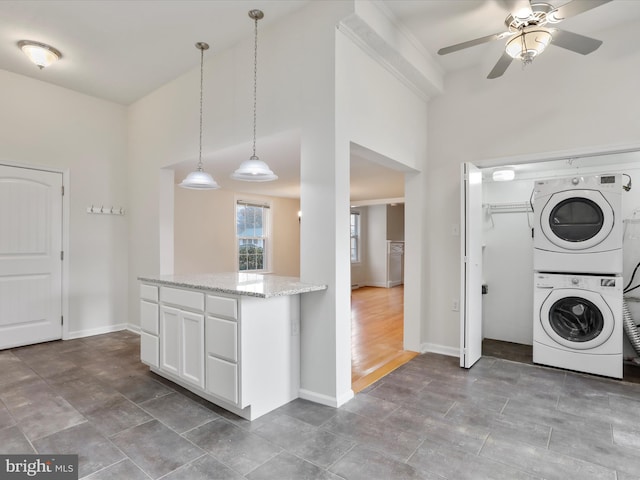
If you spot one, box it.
[351,285,418,392]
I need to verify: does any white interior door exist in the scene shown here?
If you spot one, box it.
[460,162,483,368]
[0,165,63,349]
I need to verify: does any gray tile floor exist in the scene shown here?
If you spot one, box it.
[2,331,640,479]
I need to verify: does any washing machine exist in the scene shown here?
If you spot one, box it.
[533,272,622,378]
[533,174,623,274]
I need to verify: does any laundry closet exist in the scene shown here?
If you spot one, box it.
[479,151,640,369]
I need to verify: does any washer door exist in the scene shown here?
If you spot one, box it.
[539,288,613,350]
[540,190,614,250]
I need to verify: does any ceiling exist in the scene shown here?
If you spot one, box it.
[2,0,639,200]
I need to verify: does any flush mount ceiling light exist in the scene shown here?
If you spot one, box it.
[179,42,220,190]
[492,169,516,182]
[18,40,62,69]
[231,9,278,182]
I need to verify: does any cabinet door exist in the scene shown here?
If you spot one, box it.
[140,300,159,335]
[206,316,237,362]
[206,356,238,405]
[181,311,205,389]
[140,331,159,367]
[160,306,180,376]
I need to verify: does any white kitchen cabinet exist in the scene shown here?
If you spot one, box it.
[158,288,206,390]
[138,274,327,420]
[140,284,159,368]
[206,356,239,404]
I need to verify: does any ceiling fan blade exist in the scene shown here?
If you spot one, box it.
[487,51,514,79]
[551,29,603,55]
[548,0,613,23]
[438,32,510,56]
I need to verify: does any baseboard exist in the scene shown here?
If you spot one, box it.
[299,388,354,407]
[421,342,460,358]
[127,324,141,334]
[66,323,128,340]
[363,281,387,288]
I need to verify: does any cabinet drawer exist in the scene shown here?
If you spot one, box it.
[140,300,159,335]
[140,331,159,368]
[206,316,237,362]
[161,287,204,311]
[206,295,237,320]
[140,284,158,302]
[206,356,238,405]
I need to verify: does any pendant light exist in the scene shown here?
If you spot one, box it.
[179,42,220,190]
[231,9,278,182]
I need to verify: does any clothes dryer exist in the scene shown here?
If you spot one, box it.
[533,174,622,274]
[533,272,622,378]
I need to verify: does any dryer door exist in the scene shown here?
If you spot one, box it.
[539,289,614,350]
[539,190,614,250]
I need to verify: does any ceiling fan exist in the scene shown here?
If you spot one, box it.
[438,0,612,79]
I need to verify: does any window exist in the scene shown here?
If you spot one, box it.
[350,211,360,263]
[236,201,270,272]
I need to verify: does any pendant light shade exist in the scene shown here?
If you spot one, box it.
[179,42,220,190]
[231,9,278,182]
[180,169,220,189]
[231,156,278,182]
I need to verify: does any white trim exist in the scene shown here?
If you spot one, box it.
[299,388,355,407]
[364,281,387,288]
[473,142,640,169]
[127,324,141,334]
[66,323,128,340]
[421,342,460,358]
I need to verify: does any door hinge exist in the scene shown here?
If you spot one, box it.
[61,185,65,196]
[61,251,64,261]
[61,315,64,325]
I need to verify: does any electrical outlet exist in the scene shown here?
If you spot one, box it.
[452,299,459,312]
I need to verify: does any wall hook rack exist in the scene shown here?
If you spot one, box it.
[86,205,126,215]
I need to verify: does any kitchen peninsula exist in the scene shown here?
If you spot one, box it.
[137,273,327,420]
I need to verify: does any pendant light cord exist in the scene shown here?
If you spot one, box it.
[252,14,258,159]
[198,45,204,170]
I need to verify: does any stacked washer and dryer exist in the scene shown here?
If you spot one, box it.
[532,174,624,378]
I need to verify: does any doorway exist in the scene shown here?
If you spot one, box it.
[0,164,64,349]
[460,149,640,382]
[349,148,417,392]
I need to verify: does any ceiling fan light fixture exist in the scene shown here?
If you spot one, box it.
[505,28,552,63]
[18,40,62,69]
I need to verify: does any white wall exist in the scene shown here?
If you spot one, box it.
[0,69,128,338]
[336,28,428,354]
[365,204,388,287]
[387,203,404,241]
[426,19,640,354]
[482,179,535,345]
[174,188,300,276]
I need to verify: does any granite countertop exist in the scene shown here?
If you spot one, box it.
[138,273,327,298]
